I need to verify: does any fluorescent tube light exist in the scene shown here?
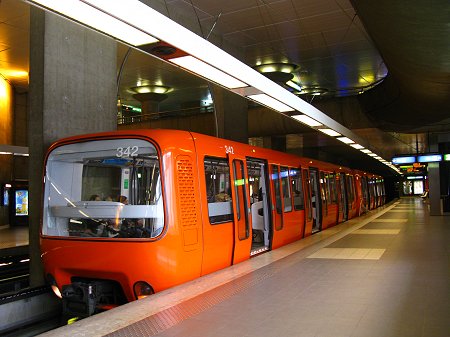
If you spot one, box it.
[30,0,158,46]
[361,149,372,154]
[170,56,247,89]
[318,128,341,137]
[247,94,294,112]
[336,137,354,144]
[350,143,364,150]
[368,153,377,157]
[292,115,323,127]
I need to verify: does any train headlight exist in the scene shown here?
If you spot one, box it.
[134,281,153,300]
[47,274,62,299]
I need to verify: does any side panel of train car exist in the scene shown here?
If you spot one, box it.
[40,129,384,317]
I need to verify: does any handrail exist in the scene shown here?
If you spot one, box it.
[118,105,214,125]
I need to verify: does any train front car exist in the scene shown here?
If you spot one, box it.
[40,131,202,318]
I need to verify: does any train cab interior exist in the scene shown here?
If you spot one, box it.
[43,138,164,239]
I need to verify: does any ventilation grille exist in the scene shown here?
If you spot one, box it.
[177,156,197,227]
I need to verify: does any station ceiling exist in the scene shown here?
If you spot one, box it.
[1,0,449,177]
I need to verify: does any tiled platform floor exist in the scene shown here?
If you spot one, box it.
[0,225,28,250]
[42,198,449,337]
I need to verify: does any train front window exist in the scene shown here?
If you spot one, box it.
[43,139,164,239]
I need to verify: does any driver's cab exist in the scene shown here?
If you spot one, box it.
[42,138,164,239]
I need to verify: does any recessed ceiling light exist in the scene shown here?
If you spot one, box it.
[318,128,341,137]
[247,94,294,112]
[170,56,247,89]
[292,115,322,127]
[30,0,159,46]
[336,137,354,144]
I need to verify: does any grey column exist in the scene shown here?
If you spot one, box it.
[210,85,248,143]
[29,8,117,286]
[428,163,441,215]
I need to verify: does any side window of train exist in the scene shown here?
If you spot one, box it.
[280,166,292,213]
[320,171,328,215]
[271,165,282,215]
[233,160,250,240]
[347,175,355,204]
[204,157,233,224]
[302,169,312,221]
[328,173,337,204]
[290,168,304,210]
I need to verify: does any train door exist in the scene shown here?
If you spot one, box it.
[302,169,313,236]
[309,168,322,233]
[338,173,348,221]
[230,158,252,264]
[246,158,272,256]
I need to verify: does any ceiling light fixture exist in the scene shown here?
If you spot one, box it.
[170,56,247,89]
[292,115,323,127]
[360,149,372,154]
[254,63,298,74]
[318,128,341,137]
[336,137,355,144]
[28,0,158,46]
[130,85,172,94]
[247,94,294,112]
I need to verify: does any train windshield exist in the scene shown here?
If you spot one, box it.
[42,138,164,239]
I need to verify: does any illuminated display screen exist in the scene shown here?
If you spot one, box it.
[15,190,28,216]
[3,188,9,206]
[444,154,450,161]
[417,154,442,163]
[392,156,416,165]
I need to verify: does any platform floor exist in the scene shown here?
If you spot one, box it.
[0,225,28,250]
[41,198,449,337]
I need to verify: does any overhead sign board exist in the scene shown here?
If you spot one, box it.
[392,156,416,165]
[417,154,442,163]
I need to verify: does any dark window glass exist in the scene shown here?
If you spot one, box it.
[280,166,292,213]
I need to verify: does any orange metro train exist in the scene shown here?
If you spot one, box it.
[40,129,385,317]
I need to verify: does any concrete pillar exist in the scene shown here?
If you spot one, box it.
[28,8,117,286]
[428,163,441,215]
[133,92,168,115]
[428,136,441,216]
[210,84,248,143]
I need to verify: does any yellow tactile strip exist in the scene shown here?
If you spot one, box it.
[351,229,401,235]
[307,248,386,260]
